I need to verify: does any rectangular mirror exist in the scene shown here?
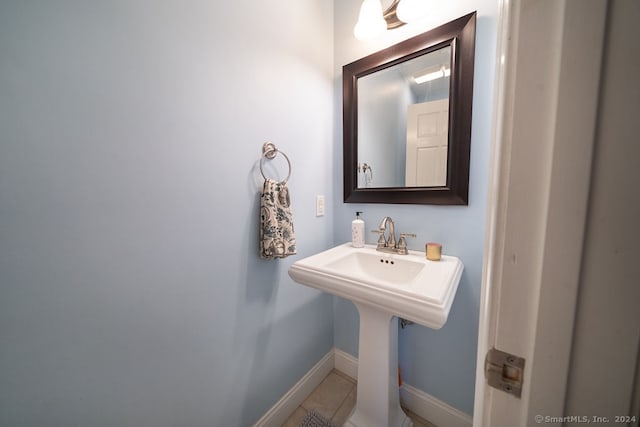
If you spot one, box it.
[358,45,451,188]
[344,12,476,205]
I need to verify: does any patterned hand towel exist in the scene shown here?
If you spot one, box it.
[260,178,296,259]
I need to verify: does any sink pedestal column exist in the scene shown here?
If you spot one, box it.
[344,303,413,427]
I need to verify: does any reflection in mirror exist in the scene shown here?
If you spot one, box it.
[357,46,451,188]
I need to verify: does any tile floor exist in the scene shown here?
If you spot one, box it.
[281,370,438,427]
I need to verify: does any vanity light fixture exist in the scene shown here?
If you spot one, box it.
[354,0,388,40]
[413,65,451,84]
[396,0,429,24]
[354,0,430,40]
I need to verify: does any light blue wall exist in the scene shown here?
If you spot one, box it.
[0,1,334,426]
[332,0,498,415]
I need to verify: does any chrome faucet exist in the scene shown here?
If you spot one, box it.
[372,216,416,255]
[379,216,396,248]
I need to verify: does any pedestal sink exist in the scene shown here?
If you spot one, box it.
[288,243,463,427]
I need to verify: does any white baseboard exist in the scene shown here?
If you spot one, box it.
[333,347,358,380]
[253,349,334,427]
[400,383,473,427]
[255,347,472,427]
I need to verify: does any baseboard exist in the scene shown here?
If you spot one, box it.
[252,349,335,427]
[400,383,473,427]
[333,347,358,380]
[255,347,472,427]
[333,348,472,427]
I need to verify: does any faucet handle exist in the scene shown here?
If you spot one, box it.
[371,229,386,248]
[397,233,416,255]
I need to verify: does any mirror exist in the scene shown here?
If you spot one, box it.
[343,12,476,205]
[358,46,452,188]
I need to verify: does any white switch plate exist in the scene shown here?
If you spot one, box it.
[316,195,325,217]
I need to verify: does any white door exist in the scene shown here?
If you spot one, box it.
[405,99,448,187]
[474,1,639,426]
[556,0,640,422]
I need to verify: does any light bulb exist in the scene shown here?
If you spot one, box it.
[414,66,451,84]
[354,0,387,40]
[396,0,429,24]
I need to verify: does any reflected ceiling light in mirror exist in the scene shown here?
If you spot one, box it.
[414,65,450,84]
[354,0,431,40]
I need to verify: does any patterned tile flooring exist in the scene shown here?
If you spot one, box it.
[281,370,437,427]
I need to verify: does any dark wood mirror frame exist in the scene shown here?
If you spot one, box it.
[343,12,476,205]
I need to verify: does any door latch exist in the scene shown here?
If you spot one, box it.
[485,347,525,398]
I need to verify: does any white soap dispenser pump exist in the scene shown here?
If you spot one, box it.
[352,211,365,248]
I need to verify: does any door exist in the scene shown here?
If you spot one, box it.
[405,99,448,187]
[473,0,639,426]
[559,0,640,422]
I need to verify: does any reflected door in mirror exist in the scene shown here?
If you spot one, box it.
[405,99,449,187]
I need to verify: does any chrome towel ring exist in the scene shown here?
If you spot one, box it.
[260,142,291,184]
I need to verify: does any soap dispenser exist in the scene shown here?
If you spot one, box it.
[352,212,365,248]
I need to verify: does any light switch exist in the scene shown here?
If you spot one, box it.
[316,195,325,217]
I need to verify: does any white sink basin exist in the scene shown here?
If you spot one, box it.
[288,243,463,329]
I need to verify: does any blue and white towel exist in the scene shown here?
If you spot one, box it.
[260,179,296,259]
